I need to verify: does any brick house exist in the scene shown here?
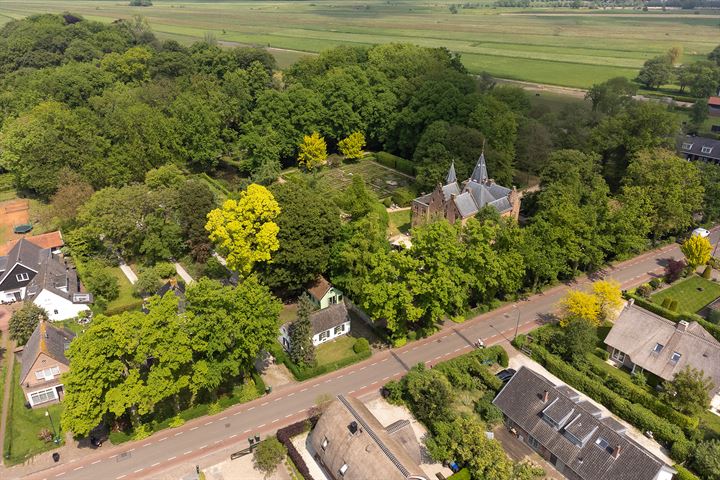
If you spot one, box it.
[19,320,75,408]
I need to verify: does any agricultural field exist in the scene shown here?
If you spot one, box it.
[1,0,719,88]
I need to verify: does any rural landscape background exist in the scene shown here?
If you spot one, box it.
[0,0,719,88]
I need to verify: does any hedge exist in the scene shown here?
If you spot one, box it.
[526,343,687,456]
[276,418,318,480]
[673,465,701,480]
[447,468,471,480]
[625,292,720,342]
[269,342,372,382]
[374,151,416,176]
[103,300,144,317]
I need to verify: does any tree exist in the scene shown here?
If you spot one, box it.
[592,279,623,321]
[469,94,517,184]
[403,364,454,425]
[134,267,161,297]
[561,317,597,363]
[623,149,703,238]
[682,61,720,98]
[177,179,216,262]
[288,294,316,366]
[338,131,366,160]
[9,304,48,346]
[297,131,327,171]
[692,440,720,480]
[681,234,713,269]
[50,169,94,225]
[667,46,683,65]
[665,258,687,284]
[585,77,637,115]
[710,45,720,66]
[205,184,281,275]
[100,46,153,83]
[253,437,287,478]
[660,366,715,416]
[689,98,709,133]
[83,265,120,303]
[559,290,600,326]
[637,56,673,89]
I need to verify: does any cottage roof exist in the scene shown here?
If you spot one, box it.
[310,395,427,480]
[308,276,333,302]
[0,238,43,283]
[708,96,720,107]
[24,249,91,305]
[679,135,720,161]
[20,320,76,384]
[493,367,674,480]
[309,302,350,335]
[0,231,64,256]
[604,303,720,390]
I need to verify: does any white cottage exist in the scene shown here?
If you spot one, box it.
[280,302,351,349]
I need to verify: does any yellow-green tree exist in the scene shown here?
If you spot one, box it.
[559,290,600,327]
[338,132,366,160]
[681,235,712,269]
[592,279,624,321]
[297,132,327,171]
[205,184,281,275]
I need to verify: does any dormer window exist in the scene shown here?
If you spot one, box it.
[670,352,682,365]
[702,146,713,154]
[652,343,664,354]
[339,464,348,476]
[681,142,693,150]
[16,272,29,282]
[322,437,329,451]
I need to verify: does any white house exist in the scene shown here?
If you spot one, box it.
[307,276,344,310]
[280,302,351,349]
[0,238,92,320]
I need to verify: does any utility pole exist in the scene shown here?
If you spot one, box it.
[45,410,57,442]
[513,304,521,341]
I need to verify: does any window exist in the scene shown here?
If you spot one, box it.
[527,435,540,450]
[15,272,29,282]
[339,464,348,476]
[670,352,682,364]
[681,142,693,150]
[595,437,611,452]
[652,343,664,354]
[611,349,625,362]
[334,325,344,335]
[319,331,329,342]
[329,295,338,305]
[30,388,57,405]
[34,366,60,381]
[321,437,329,451]
[702,146,714,154]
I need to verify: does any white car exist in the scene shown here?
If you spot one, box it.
[692,227,710,238]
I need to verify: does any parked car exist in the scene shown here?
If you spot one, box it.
[495,368,516,383]
[692,227,710,238]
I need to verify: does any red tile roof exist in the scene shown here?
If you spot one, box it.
[0,231,63,256]
[708,96,720,107]
[307,275,332,301]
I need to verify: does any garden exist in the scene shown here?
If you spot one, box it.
[651,275,720,316]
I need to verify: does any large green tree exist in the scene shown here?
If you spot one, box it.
[9,303,48,346]
[288,293,316,366]
[660,366,715,416]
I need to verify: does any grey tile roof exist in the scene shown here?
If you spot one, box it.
[493,367,674,480]
[470,153,489,183]
[604,304,720,391]
[441,182,460,201]
[0,238,43,284]
[490,197,512,213]
[25,250,91,304]
[309,301,350,335]
[678,135,720,161]
[446,161,457,184]
[20,320,75,384]
[453,192,478,218]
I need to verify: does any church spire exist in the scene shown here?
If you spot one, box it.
[470,150,488,184]
[446,161,457,184]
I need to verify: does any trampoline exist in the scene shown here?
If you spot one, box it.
[13,224,33,234]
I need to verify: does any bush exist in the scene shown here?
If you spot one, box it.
[353,337,370,354]
[670,437,693,463]
[277,420,317,480]
[636,283,653,298]
[497,347,509,367]
[594,347,610,360]
[84,264,119,302]
[382,197,392,208]
[407,331,417,341]
[669,299,679,312]
[709,309,720,324]
[391,187,417,207]
[154,262,176,278]
[383,380,404,404]
[134,268,161,297]
[673,464,701,480]
[649,278,662,290]
[375,151,416,176]
[665,259,687,283]
[392,337,407,348]
[702,265,713,279]
[631,371,647,388]
[475,395,504,426]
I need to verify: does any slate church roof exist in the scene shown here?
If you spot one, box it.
[493,367,675,480]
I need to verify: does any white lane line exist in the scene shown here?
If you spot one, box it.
[258,423,266,428]
[287,392,295,397]
[273,397,282,402]
[248,407,255,411]
[133,469,144,474]
[230,434,238,439]
[382,376,390,381]
[190,426,199,431]
[370,362,377,366]
[271,418,279,423]
[337,374,344,379]
[109,454,118,459]
[234,411,242,416]
[143,442,151,447]
[158,437,168,442]
[183,450,193,455]
[324,379,332,384]
[91,460,101,465]
[359,366,366,371]
[444,352,451,356]
[175,432,184,436]
[261,402,269,406]
[127,448,135,452]
[285,413,293,418]
[204,421,213,426]
[116,476,126,480]
[360,385,367,389]
[151,462,160,467]
[214,440,222,444]
[220,416,228,421]
[199,444,208,449]
[381,358,389,362]
[434,355,442,360]
[301,388,308,392]
[167,456,177,461]
[243,429,251,434]
[73,467,84,471]
[454,347,461,352]
[348,390,355,394]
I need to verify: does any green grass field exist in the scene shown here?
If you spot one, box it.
[104,267,143,314]
[0,1,718,88]
[314,335,357,366]
[652,276,720,314]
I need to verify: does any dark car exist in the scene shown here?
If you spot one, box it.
[495,368,516,383]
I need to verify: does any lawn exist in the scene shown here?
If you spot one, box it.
[651,276,720,314]
[2,1,717,88]
[3,362,64,465]
[315,335,358,366]
[103,267,142,315]
[388,209,411,237]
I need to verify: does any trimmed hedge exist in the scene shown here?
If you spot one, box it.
[103,300,144,316]
[374,151,416,176]
[673,464,701,480]
[269,342,372,382]
[526,343,688,456]
[276,418,318,480]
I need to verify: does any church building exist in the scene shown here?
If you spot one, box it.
[411,153,520,227]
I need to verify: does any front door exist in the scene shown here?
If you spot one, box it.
[12,291,21,301]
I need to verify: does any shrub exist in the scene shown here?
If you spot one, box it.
[497,347,509,367]
[670,437,693,463]
[631,371,647,388]
[134,268,161,297]
[382,197,392,208]
[636,283,653,298]
[475,395,504,426]
[277,419,318,480]
[154,262,176,278]
[84,263,119,302]
[407,331,417,341]
[168,416,185,428]
[383,380,405,404]
[594,347,610,360]
[391,187,417,207]
[392,337,407,348]
[665,259,687,283]
[353,337,370,354]
[709,309,720,324]
[673,465,701,480]
[669,299,679,312]
[702,265,713,279]
[649,278,662,290]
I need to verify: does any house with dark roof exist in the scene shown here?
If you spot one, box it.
[708,96,720,117]
[0,238,91,320]
[20,320,75,408]
[411,153,520,228]
[493,367,675,480]
[307,275,344,310]
[309,395,428,480]
[142,279,186,314]
[604,301,720,415]
[678,135,720,164]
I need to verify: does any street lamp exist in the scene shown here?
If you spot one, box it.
[512,304,521,341]
[45,410,57,442]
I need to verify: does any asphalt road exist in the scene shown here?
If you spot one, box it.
[14,228,719,480]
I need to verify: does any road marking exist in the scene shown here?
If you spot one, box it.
[382,376,390,381]
[444,352,451,356]
[116,475,126,480]
[324,379,332,383]
[234,411,242,416]
[370,362,378,366]
[243,429,251,434]
[273,397,282,402]
[434,355,442,360]
[151,462,160,467]
[247,407,255,411]
[73,467,84,471]
[142,442,151,447]
[109,454,118,459]
[359,366,366,371]
[285,413,293,418]
[175,431,184,436]
[300,388,308,392]
[261,402,269,406]
[337,374,344,379]
[200,444,208,449]
[127,448,135,452]
[158,437,168,442]
[348,389,355,394]
[134,469,144,474]
[271,418,279,423]
[454,347,461,352]
[411,346,418,351]
[183,450,193,455]
[215,440,222,444]
[167,456,177,461]
[55,472,66,477]
[190,426,199,431]
[204,421,213,426]
[91,460,101,465]
[258,423,266,428]
[230,434,238,438]
[381,358,389,362]
[360,385,367,389]
[220,416,228,421]
[287,392,295,397]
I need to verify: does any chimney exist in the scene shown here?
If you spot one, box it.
[627,298,634,307]
[542,390,549,403]
[677,320,689,332]
[613,445,622,459]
